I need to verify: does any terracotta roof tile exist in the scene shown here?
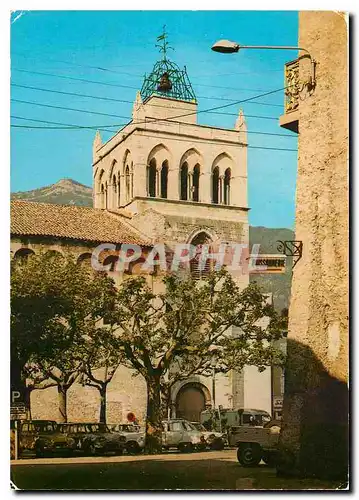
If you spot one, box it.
[11,200,151,246]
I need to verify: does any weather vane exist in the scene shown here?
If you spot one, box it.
[155,25,174,61]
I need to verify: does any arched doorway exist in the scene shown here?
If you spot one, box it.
[175,383,208,422]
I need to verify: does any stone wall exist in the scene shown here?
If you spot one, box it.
[31,366,147,424]
[278,11,348,480]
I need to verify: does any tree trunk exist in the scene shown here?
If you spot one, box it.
[99,384,107,424]
[24,386,33,419]
[57,385,67,423]
[145,375,163,454]
[160,383,170,420]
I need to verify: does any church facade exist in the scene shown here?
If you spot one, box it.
[11,42,272,424]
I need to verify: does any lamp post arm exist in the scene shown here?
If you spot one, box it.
[240,45,311,58]
[240,45,316,87]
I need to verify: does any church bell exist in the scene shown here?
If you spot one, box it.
[157,72,172,92]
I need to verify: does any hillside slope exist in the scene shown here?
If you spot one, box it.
[11,178,93,207]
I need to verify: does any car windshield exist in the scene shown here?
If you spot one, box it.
[182,421,197,431]
[243,413,270,426]
[35,423,56,433]
[85,424,112,433]
[119,425,136,432]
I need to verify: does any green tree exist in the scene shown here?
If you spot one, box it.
[106,269,284,453]
[11,251,116,421]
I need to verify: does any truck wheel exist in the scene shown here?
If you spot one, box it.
[237,444,262,467]
[262,450,277,467]
[127,441,141,455]
[35,442,46,458]
[178,442,193,453]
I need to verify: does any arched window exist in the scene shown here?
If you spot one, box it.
[161,160,168,199]
[100,182,107,209]
[13,248,35,260]
[147,159,156,197]
[190,232,213,280]
[77,253,93,271]
[193,164,200,202]
[125,166,130,202]
[117,174,121,207]
[131,161,134,199]
[96,169,105,209]
[180,163,188,201]
[212,167,219,204]
[224,168,231,205]
[112,174,117,209]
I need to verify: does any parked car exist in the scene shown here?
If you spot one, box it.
[190,422,227,450]
[11,420,76,458]
[109,423,145,454]
[58,422,126,456]
[162,419,206,452]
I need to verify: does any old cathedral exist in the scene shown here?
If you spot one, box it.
[11,37,273,423]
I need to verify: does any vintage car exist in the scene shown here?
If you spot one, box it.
[162,419,206,452]
[190,422,227,450]
[58,422,126,456]
[11,420,76,458]
[109,423,145,454]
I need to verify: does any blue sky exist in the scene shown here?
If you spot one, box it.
[10,10,298,228]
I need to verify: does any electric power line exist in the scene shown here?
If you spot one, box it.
[11,115,115,132]
[11,52,285,88]
[11,97,279,120]
[11,84,292,137]
[11,114,295,139]
[11,122,297,152]
[12,68,284,104]
[11,82,284,110]
[10,100,295,138]
[11,99,130,120]
[11,85,288,133]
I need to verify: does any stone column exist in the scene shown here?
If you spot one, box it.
[156,169,160,198]
[219,176,224,204]
[188,172,193,201]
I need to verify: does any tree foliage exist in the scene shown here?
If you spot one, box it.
[105,269,284,452]
[11,252,285,441]
[11,251,116,421]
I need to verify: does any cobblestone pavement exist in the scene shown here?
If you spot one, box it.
[11,449,343,491]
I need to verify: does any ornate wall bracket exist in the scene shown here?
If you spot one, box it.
[277,240,303,269]
[284,58,316,113]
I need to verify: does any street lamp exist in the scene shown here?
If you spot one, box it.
[211,39,316,88]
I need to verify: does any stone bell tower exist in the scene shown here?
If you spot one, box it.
[91,29,272,418]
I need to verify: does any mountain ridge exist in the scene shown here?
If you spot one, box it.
[11,178,93,207]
